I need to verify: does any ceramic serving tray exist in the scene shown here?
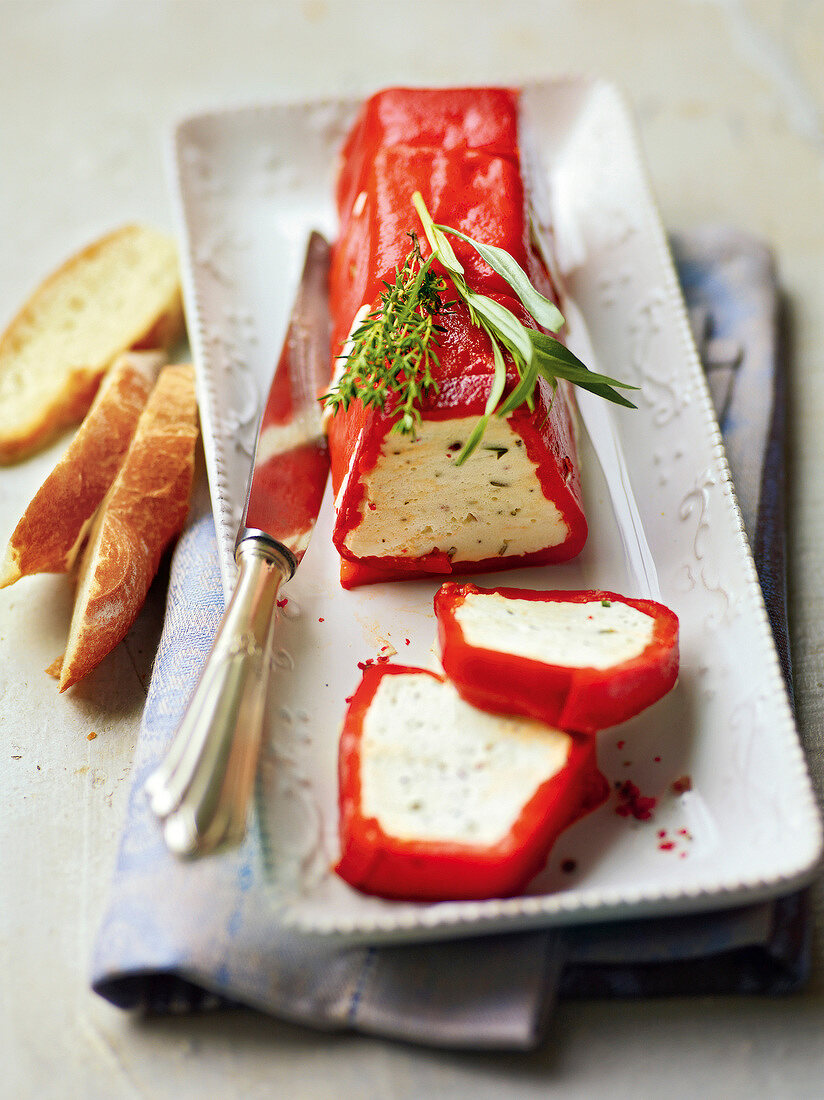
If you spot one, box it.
[168,78,821,942]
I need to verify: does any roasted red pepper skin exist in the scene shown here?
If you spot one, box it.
[336,87,522,230]
[335,664,607,901]
[434,585,680,734]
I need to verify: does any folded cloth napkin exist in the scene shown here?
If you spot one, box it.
[91,227,808,1049]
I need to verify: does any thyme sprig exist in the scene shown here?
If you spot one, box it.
[412,191,638,462]
[322,233,449,436]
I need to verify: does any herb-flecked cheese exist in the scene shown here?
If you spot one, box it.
[344,416,568,562]
[360,672,571,845]
[455,592,656,670]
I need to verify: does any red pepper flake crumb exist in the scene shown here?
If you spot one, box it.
[654,756,662,763]
[318,617,325,623]
[87,732,97,741]
[368,502,377,510]
[617,740,625,750]
[614,780,657,821]
[622,760,632,767]
[358,655,393,671]
[276,597,288,608]
[404,638,410,646]
[655,826,693,855]
[560,858,577,874]
[671,774,693,795]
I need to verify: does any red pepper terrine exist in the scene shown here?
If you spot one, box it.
[327,87,586,588]
[335,663,607,901]
[435,584,680,734]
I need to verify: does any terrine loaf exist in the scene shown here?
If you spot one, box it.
[435,583,680,733]
[0,224,183,463]
[326,87,587,588]
[0,350,163,588]
[335,663,607,901]
[50,363,198,691]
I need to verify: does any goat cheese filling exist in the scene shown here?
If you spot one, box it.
[455,592,656,670]
[343,416,568,561]
[360,673,571,845]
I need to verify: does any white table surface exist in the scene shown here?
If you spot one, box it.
[2,2,823,1096]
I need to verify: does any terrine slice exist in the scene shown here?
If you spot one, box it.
[335,664,606,901]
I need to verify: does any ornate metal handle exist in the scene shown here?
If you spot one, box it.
[145,531,294,858]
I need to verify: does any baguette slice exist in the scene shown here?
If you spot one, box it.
[0,351,164,588]
[0,224,184,464]
[51,364,198,691]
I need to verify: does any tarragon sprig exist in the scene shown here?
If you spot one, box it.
[412,191,637,462]
[321,233,449,436]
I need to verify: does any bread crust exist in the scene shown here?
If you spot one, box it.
[56,364,198,691]
[0,351,163,588]
[0,224,184,464]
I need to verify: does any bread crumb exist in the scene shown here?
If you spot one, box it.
[45,656,63,679]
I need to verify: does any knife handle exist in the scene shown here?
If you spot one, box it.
[145,531,295,858]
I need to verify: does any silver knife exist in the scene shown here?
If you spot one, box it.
[145,231,332,858]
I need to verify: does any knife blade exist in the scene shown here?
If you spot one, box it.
[145,231,332,858]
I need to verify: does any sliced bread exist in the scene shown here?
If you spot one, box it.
[52,363,198,691]
[0,350,164,588]
[0,224,183,463]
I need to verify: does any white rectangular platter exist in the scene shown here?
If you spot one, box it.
[169,77,821,942]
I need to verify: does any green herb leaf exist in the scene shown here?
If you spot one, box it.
[412,192,464,277]
[456,336,508,464]
[530,331,638,409]
[437,225,565,332]
[462,290,534,364]
[497,340,541,417]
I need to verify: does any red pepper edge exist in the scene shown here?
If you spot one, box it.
[434,584,680,735]
[334,663,607,901]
